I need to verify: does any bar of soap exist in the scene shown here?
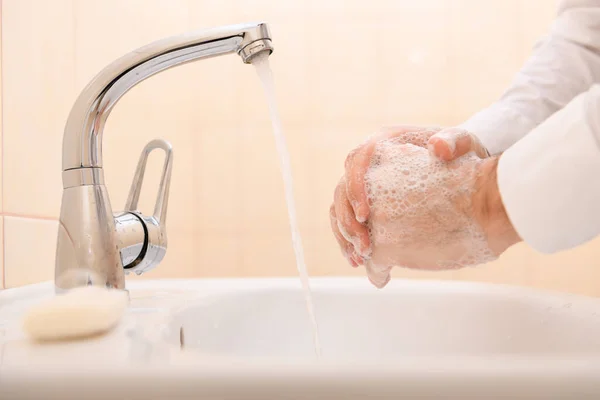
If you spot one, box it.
[22,286,129,342]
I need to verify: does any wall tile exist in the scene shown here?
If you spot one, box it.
[305,17,380,126]
[2,0,75,217]
[304,231,362,277]
[129,232,242,279]
[192,233,241,277]
[188,0,236,28]
[519,0,557,61]
[73,0,191,91]
[374,1,455,126]
[239,232,296,276]
[195,124,242,236]
[268,18,311,126]
[449,0,523,122]
[4,217,57,288]
[238,123,314,235]
[526,237,600,297]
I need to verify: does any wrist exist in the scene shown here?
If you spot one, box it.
[474,156,521,255]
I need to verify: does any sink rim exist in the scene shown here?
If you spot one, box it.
[2,277,600,398]
[3,276,600,309]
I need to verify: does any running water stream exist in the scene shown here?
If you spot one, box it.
[253,54,322,357]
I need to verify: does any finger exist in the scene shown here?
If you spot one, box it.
[329,203,352,253]
[329,204,358,267]
[427,128,489,161]
[350,251,365,267]
[366,262,392,289]
[345,126,441,223]
[334,181,371,258]
[344,142,376,224]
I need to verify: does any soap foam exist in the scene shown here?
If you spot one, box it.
[364,137,496,287]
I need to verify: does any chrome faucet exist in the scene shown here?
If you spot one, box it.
[55,22,273,291]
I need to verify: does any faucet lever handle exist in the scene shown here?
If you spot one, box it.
[120,139,173,276]
[125,139,173,225]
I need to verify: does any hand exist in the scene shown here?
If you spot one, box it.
[330,126,516,288]
[330,126,442,268]
[329,127,488,268]
[364,140,519,287]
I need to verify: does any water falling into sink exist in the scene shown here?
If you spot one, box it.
[253,54,322,357]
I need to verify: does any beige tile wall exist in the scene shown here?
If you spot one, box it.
[2,0,599,295]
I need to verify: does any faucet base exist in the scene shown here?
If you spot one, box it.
[55,184,125,291]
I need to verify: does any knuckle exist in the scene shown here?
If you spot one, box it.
[347,171,363,191]
[329,203,337,218]
[334,181,344,202]
[344,148,360,170]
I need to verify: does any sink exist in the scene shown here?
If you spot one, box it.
[1,277,600,399]
[168,279,600,359]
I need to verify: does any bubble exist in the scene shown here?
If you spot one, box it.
[364,136,495,273]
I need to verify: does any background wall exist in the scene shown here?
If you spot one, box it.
[3,0,598,295]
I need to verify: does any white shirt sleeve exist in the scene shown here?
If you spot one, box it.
[497,84,600,253]
[458,0,600,155]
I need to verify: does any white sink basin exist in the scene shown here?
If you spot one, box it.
[1,277,600,399]
[169,280,600,359]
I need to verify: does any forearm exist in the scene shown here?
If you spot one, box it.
[460,1,600,155]
[474,157,521,255]
[493,85,600,254]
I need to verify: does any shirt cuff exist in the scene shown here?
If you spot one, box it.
[458,103,538,155]
[496,88,600,254]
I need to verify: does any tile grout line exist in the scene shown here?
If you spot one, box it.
[0,212,58,222]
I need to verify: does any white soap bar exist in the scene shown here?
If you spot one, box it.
[22,286,129,342]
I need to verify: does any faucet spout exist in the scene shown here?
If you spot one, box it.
[63,22,272,172]
[55,22,273,291]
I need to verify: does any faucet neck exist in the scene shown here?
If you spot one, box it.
[62,22,272,173]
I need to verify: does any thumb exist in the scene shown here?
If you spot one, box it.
[427,128,489,161]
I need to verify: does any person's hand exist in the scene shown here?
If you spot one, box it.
[330,126,442,268]
[329,127,489,270]
[363,139,519,287]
